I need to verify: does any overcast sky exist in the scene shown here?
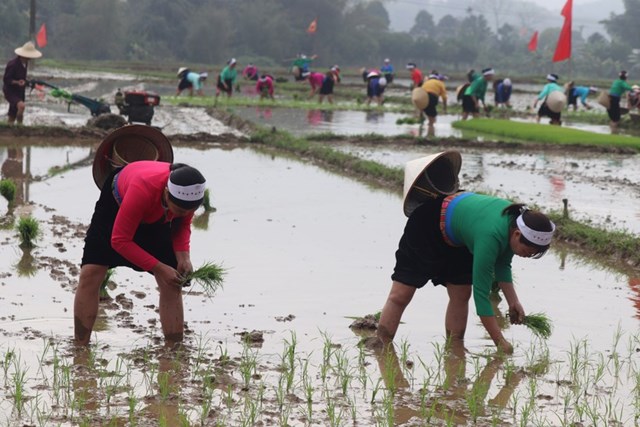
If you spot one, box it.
[387,0,623,34]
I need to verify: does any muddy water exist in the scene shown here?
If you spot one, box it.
[333,144,640,234]
[1,142,639,425]
[3,142,638,352]
[231,106,463,138]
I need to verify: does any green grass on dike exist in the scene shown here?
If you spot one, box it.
[165,94,414,113]
[247,124,640,268]
[249,127,403,185]
[451,118,640,150]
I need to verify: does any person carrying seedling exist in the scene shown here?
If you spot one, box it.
[74,126,207,346]
[216,58,238,99]
[533,73,564,125]
[2,41,42,125]
[461,67,494,120]
[375,151,556,355]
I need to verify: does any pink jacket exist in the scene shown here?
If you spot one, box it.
[112,161,193,271]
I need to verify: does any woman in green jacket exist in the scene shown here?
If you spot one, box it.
[377,192,555,354]
[607,70,633,132]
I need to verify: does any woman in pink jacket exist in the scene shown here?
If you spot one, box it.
[74,159,206,346]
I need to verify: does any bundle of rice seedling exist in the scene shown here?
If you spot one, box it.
[181,262,225,296]
[522,312,553,339]
[202,188,216,212]
[16,215,40,248]
[0,179,17,205]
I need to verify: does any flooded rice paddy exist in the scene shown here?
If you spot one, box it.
[1,141,639,426]
[330,144,640,235]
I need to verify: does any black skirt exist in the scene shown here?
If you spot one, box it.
[391,197,473,288]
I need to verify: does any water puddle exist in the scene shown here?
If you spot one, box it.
[0,140,639,425]
[231,106,463,138]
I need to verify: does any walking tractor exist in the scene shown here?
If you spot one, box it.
[27,80,111,116]
[115,89,161,125]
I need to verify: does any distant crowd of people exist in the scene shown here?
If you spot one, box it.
[4,40,638,135]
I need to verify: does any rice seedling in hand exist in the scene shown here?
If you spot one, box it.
[0,179,17,206]
[181,262,225,296]
[202,188,216,212]
[522,312,553,339]
[16,215,40,248]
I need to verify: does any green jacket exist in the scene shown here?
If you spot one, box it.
[464,76,488,102]
[448,193,514,316]
[609,79,633,97]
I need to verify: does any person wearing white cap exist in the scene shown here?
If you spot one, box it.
[461,67,494,120]
[565,81,596,111]
[2,41,42,125]
[493,77,512,108]
[407,63,424,89]
[532,74,563,125]
[628,84,640,111]
[381,58,394,84]
[607,70,634,131]
[215,58,238,99]
[256,74,275,100]
[365,70,385,106]
[75,128,208,346]
[376,166,556,354]
[175,68,207,97]
[291,53,317,81]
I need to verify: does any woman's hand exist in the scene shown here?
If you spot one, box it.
[508,301,525,325]
[497,337,514,355]
[151,262,183,289]
[175,251,193,278]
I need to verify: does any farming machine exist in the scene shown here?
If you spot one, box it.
[27,80,111,116]
[114,89,161,125]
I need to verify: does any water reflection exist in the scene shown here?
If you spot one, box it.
[1,147,29,206]
[365,110,384,123]
[367,337,523,425]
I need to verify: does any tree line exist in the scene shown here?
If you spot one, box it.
[1,0,639,79]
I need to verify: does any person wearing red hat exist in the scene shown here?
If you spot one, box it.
[2,41,42,125]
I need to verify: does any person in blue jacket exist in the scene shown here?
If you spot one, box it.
[493,78,512,108]
[565,81,596,111]
[381,58,394,84]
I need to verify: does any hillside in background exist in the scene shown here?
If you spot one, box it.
[387,0,623,37]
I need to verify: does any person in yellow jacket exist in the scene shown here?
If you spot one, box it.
[421,72,448,135]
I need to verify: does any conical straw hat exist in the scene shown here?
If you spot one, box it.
[92,125,174,189]
[546,91,566,113]
[403,150,462,217]
[14,41,42,59]
[597,90,610,108]
[411,87,429,110]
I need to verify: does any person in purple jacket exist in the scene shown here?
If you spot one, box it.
[3,42,42,125]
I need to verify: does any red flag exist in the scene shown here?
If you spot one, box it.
[553,0,572,62]
[306,18,317,34]
[528,31,539,52]
[36,23,47,48]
